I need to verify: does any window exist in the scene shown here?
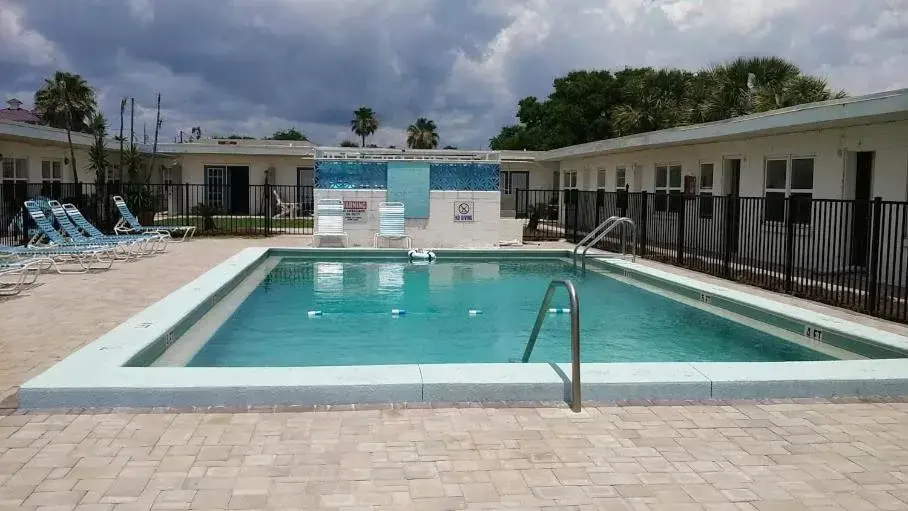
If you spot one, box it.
[41,160,62,197]
[616,167,627,190]
[699,162,714,219]
[655,164,682,212]
[1,158,28,214]
[563,170,578,206]
[595,169,606,209]
[764,157,814,224]
[562,170,578,189]
[205,166,228,210]
[2,158,27,180]
[500,171,529,195]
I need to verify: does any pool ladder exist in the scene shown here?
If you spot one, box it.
[572,216,637,273]
[521,279,582,412]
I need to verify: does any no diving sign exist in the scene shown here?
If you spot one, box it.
[454,201,474,222]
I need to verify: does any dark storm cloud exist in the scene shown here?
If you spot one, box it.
[4,0,511,143]
[1,0,907,147]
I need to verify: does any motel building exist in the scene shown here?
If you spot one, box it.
[2,88,908,284]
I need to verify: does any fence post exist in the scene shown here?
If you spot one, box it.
[722,195,735,277]
[639,191,648,256]
[783,196,796,293]
[19,202,29,245]
[676,196,686,264]
[867,196,883,313]
[572,191,579,243]
[183,182,189,221]
[264,183,272,236]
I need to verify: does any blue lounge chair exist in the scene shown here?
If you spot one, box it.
[0,258,50,296]
[112,195,196,241]
[62,202,167,254]
[0,244,113,273]
[47,200,163,257]
[24,200,137,259]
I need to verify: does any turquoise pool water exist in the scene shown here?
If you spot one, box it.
[187,257,832,367]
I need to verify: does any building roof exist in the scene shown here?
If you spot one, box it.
[540,88,908,161]
[0,119,98,147]
[0,99,40,124]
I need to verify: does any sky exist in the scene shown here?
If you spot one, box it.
[1,0,907,149]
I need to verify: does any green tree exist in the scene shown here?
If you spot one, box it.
[406,117,439,149]
[351,107,379,147]
[339,139,359,147]
[489,57,845,150]
[87,113,109,216]
[34,71,97,132]
[269,128,308,141]
[34,71,98,188]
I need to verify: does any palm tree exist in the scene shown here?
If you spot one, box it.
[753,75,847,111]
[87,113,109,215]
[700,56,801,121]
[35,72,97,189]
[406,118,439,149]
[34,71,97,132]
[351,107,379,147]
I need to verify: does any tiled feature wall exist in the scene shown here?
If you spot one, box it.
[430,163,499,191]
[314,160,387,189]
[314,160,500,192]
[387,162,430,219]
[314,189,513,247]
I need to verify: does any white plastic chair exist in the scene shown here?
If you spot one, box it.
[314,199,348,247]
[272,190,301,219]
[374,202,411,248]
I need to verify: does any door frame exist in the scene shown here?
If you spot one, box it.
[722,156,743,253]
[849,151,875,267]
[203,162,252,213]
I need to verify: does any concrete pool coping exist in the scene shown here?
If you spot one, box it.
[18,247,908,408]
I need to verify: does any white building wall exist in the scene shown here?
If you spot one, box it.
[542,120,908,287]
[0,139,91,183]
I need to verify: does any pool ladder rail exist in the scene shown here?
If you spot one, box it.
[521,279,582,412]
[572,216,637,273]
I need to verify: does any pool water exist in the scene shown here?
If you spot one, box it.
[187,258,832,367]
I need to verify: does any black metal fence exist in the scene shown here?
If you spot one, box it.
[0,182,314,246]
[518,189,908,324]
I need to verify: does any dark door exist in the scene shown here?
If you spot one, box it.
[851,152,874,266]
[725,159,742,252]
[227,166,249,214]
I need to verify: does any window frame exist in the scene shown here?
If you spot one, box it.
[763,155,815,225]
[698,161,715,219]
[615,166,627,191]
[654,163,683,213]
[41,159,63,197]
[1,157,28,181]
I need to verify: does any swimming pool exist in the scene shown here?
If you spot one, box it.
[19,247,908,409]
[184,258,831,367]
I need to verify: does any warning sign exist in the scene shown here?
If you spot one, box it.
[343,200,367,223]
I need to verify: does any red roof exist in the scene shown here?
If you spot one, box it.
[0,99,40,124]
[0,108,40,124]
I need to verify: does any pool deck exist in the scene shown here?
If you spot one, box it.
[3,238,908,508]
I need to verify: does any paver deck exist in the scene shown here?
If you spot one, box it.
[2,238,908,510]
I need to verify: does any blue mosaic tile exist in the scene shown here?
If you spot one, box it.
[429,163,500,191]
[314,160,388,189]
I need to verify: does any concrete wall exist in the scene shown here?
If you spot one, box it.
[314,189,510,248]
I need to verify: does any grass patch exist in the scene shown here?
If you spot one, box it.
[154,216,313,231]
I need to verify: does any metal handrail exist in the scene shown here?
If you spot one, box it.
[521,280,581,413]
[580,218,637,273]
[572,216,620,269]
